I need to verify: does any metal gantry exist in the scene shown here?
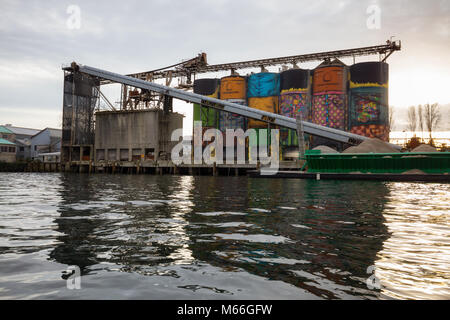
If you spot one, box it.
[121,40,401,83]
[99,39,401,110]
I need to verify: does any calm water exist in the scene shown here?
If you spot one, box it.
[0,173,448,300]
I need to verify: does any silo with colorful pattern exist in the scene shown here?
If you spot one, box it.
[247,73,280,160]
[279,68,311,152]
[311,59,348,148]
[349,62,389,141]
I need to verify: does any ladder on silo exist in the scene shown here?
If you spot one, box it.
[296,113,306,158]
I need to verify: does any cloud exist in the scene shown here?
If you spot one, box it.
[0,0,448,133]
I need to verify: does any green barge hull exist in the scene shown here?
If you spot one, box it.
[305,151,450,174]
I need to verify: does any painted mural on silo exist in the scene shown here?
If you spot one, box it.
[349,62,389,141]
[246,72,280,160]
[311,59,348,148]
[279,68,311,149]
[247,72,280,128]
[193,78,220,129]
[219,76,247,160]
[219,76,247,133]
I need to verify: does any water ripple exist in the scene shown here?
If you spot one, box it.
[0,173,448,299]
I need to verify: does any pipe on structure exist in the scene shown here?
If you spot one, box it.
[67,62,400,149]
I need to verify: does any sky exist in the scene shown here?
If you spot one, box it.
[0,0,449,135]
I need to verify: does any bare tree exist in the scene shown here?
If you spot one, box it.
[407,106,417,133]
[424,103,441,140]
[417,104,424,140]
[387,106,395,134]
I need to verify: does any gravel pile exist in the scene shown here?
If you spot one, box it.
[342,138,400,154]
[412,144,438,153]
[401,169,426,174]
[312,145,339,154]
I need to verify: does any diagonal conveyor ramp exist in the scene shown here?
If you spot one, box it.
[67,62,399,148]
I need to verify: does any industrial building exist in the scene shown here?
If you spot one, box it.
[0,126,15,142]
[1,124,41,160]
[94,109,183,162]
[60,40,401,174]
[61,72,98,166]
[193,60,389,157]
[30,128,62,159]
[0,138,16,163]
[0,125,61,162]
[2,124,40,140]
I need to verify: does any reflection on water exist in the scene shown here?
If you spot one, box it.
[0,173,448,299]
[376,183,450,299]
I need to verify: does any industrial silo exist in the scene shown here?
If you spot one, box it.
[193,79,220,129]
[219,76,247,160]
[219,76,247,132]
[192,79,220,160]
[349,62,389,141]
[247,72,280,160]
[279,68,311,157]
[311,59,348,149]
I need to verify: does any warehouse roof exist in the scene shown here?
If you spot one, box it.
[15,138,31,146]
[2,125,40,136]
[0,138,16,145]
[0,126,14,134]
[31,127,62,139]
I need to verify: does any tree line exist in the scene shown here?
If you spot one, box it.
[404,103,442,140]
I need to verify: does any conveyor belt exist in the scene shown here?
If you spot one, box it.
[69,62,399,148]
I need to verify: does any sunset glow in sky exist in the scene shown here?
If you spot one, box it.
[0,0,448,134]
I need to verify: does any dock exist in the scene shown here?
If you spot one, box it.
[59,160,300,176]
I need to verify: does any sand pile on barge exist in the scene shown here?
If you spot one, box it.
[342,138,400,154]
[412,144,438,152]
[402,169,426,174]
[312,146,339,154]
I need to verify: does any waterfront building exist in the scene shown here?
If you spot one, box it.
[30,128,62,159]
[0,126,15,142]
[1,124,41,160]
[0,138,16,163]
